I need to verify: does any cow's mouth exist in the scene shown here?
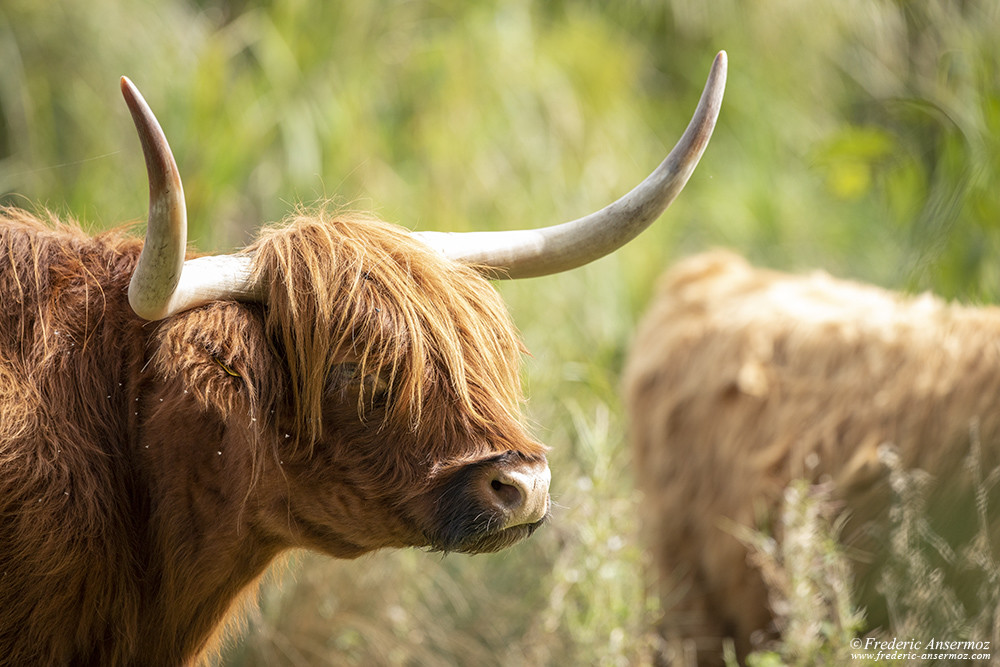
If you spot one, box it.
[427,516,547,555]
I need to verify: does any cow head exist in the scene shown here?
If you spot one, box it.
[124,52,726,557]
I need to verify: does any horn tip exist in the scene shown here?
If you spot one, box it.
[712,50,728,76]
[120,76,144,113]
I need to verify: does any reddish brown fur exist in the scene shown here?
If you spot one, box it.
[0,206,546,665]
[624,251,1000,663]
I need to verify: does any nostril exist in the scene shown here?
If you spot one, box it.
[489,477,524,508]
[480,461,549,528]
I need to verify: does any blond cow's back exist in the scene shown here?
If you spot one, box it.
[624,250,1000,663]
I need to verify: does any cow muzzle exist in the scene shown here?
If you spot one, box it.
[426,453,551,554]
[480,457,551,529]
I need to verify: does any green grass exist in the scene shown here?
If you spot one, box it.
[729,441,1000,667]
[733,481,866,667]
[4,1,1000,664]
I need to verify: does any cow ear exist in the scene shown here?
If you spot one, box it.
[152,301,279,418]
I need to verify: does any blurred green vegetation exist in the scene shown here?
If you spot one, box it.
[4,0,1000,664]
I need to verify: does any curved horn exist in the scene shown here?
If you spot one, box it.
[122,52,725,318]
[122,77,257,321]
[412,50,727,278]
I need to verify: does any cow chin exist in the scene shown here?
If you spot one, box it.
[431,518,545,555]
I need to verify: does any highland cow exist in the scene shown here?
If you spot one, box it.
[0,54,726,664]
[625,250,1000,664]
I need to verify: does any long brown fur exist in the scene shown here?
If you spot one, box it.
[248,208,525,447]
[0,205,546,665]
[624,251,1000,664]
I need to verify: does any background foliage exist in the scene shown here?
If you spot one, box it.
[3,1,1000,664]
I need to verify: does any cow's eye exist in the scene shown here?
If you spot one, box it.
[330,362,361,383]
[328,362,390,405]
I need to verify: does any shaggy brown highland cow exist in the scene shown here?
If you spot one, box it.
[0,55,726,664]
[625,250,1000,664]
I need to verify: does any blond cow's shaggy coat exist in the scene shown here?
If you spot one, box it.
[625,251,1000,663]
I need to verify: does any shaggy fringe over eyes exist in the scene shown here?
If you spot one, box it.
[247,207,526,448]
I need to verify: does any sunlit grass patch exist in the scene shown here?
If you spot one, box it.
[733,482,866,667]
[737,439,1000,667]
